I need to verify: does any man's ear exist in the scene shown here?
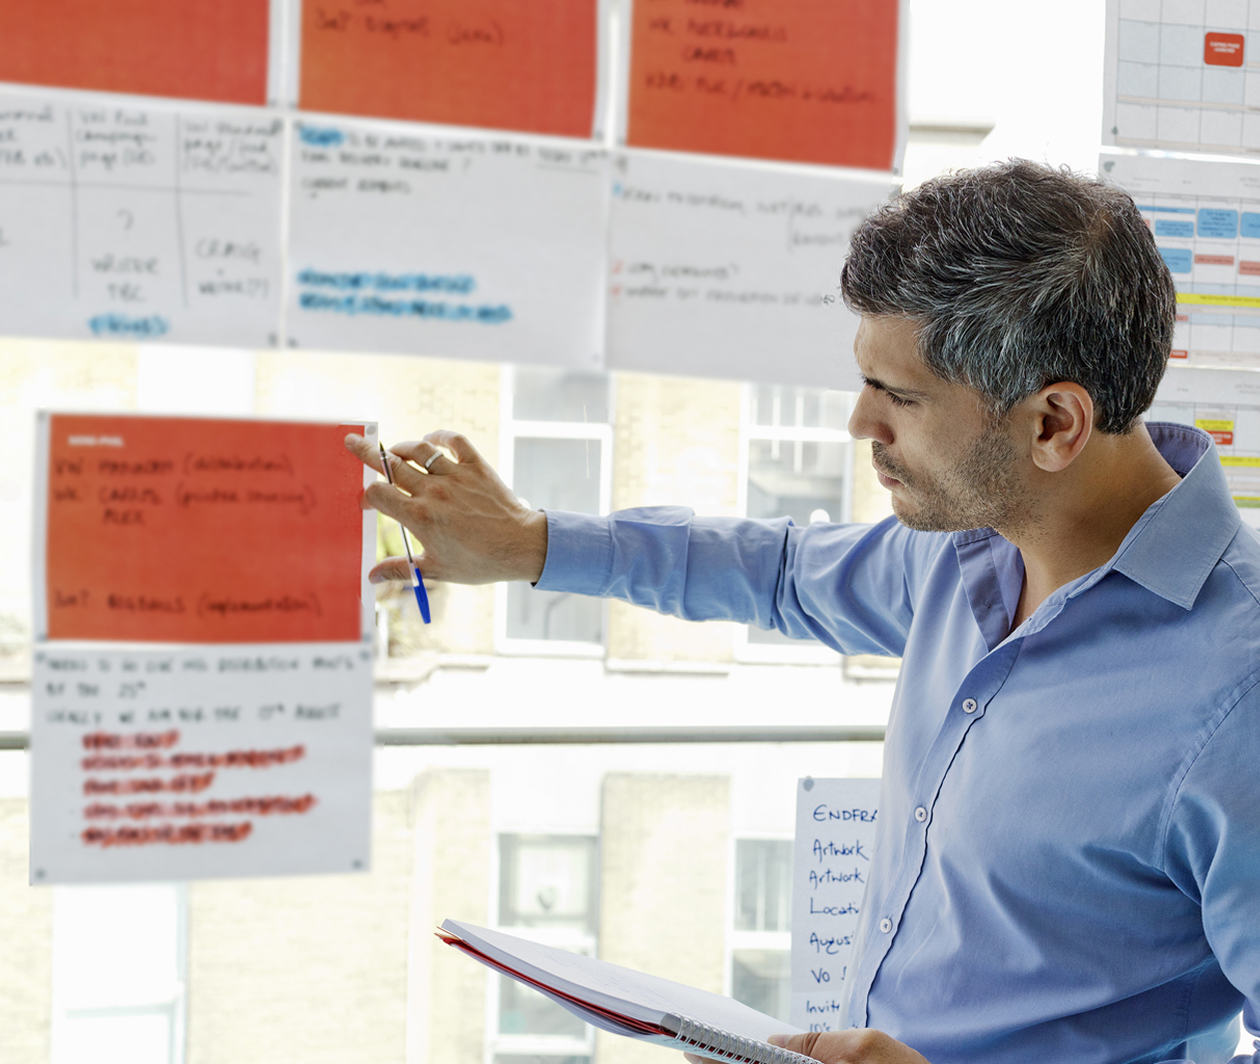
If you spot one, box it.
[1025,382,1093,473]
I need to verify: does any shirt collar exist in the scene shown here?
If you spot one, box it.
[951,422,1239,614]
[1107,422,1240,609]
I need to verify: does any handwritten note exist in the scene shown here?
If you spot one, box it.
[606,152,895,388]
[30,644,372,883]
[791,777,880,1032]
[36,413,373,643]
[623,0,904,169]
[0,0,268,104]
[0,95,283,347]
[288,124,609,365]
[300,0,600,137]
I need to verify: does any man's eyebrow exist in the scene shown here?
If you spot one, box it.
[859,373,931,401]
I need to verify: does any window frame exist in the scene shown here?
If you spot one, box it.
[50,881,188,1064]
[725,834,793,1018]
[487,831,600,1064]
[735,384,853,665]
[495,367,614,657]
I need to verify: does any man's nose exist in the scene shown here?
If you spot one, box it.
[848,388,891,445]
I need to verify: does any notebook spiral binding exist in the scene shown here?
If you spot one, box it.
[661,1014,819,1064]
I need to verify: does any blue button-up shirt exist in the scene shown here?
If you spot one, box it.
[537,424,1260,1064]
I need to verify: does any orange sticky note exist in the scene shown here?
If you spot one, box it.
[625,0,900,170]
[43,414,368,643]
[0,0,268,104]
[1204,32,1245,67]
[299,0,598,137]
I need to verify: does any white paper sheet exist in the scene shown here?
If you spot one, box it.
[0,92,284,347]
[30,642,373,884]
[1103,0,1260,155]
[287,121,610,367]
[1151,365,1260,527]
[1103,150,1260,372]
[605,151,896,390]
[790,777,880,1032]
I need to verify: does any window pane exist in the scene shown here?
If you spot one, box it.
[512,368,610,423]
[735,839,792,932]
[499,835,598,930]
[513,438,602,513]
[508,439,604,643]
[506,585,602,643]
[498,974,589,1038]
[54,884,181,1007]
[731,949,791,1022]
[750,385,850,430]
[495,1055,590,1064]
[55,1011,172,1064]
[747,440,847,524]
[745,433,848,649]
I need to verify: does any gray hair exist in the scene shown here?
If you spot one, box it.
[841,160,1175,434]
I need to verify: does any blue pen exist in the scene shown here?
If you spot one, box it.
[379,442,431,624]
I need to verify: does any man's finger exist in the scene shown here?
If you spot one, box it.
[379,445,430,492]
[362,481,420,523]
[368,557,413,585]
[769,1032,824,1059]
[424,428,482,465]
[389,439,452,476]
[344,432,385,474]
[767,1029,929,1064]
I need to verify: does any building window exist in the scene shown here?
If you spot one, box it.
[51,883,186,1064]
[739,384,852,662]
[493,834,599,1064]
[498,367,612,653]
[729,838,792,1022]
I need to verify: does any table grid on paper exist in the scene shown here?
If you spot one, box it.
[1111,0,1260,153]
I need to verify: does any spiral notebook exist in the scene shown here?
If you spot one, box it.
[438,919,818,1064]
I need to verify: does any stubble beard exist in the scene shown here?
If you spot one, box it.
[875,422,1034,535]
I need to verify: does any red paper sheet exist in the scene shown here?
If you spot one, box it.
[625,0,899,170]
[43,414,367,643]
[299,0,598,137]
[0,0,269,104]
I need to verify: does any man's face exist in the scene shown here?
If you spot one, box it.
[849,315,1033,534]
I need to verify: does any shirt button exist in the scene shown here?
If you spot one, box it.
[879,917,893,934]
[962,698,978,713]
[914,805,928,822]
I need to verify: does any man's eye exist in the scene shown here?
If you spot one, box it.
[886,392,915,408]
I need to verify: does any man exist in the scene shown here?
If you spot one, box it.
[346,161,1260,1064]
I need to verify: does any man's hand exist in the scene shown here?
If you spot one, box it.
[685,1031,929,1064]
[764,1030,930,1064]
[345,429,548,586]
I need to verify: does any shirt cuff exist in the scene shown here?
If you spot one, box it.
[535,510,613,595]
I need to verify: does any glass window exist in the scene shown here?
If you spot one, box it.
[55,1014,175,1064]
[495,834,598,1061]
[731,948,792,1023]
[751,384,850,432]
[494,1055,591,1064]
[52,883,185,1064]
[507,438,605,644]
[502,369,612,650]
[498,977,589,1039]
[747,439,848,527]
[743,386,853,655]
[499,834,599,932]
[734,839,792,933]
[512,368,611,424]
[730,838,793,1022]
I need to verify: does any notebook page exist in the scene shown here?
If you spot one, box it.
[442,919,801,1043]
